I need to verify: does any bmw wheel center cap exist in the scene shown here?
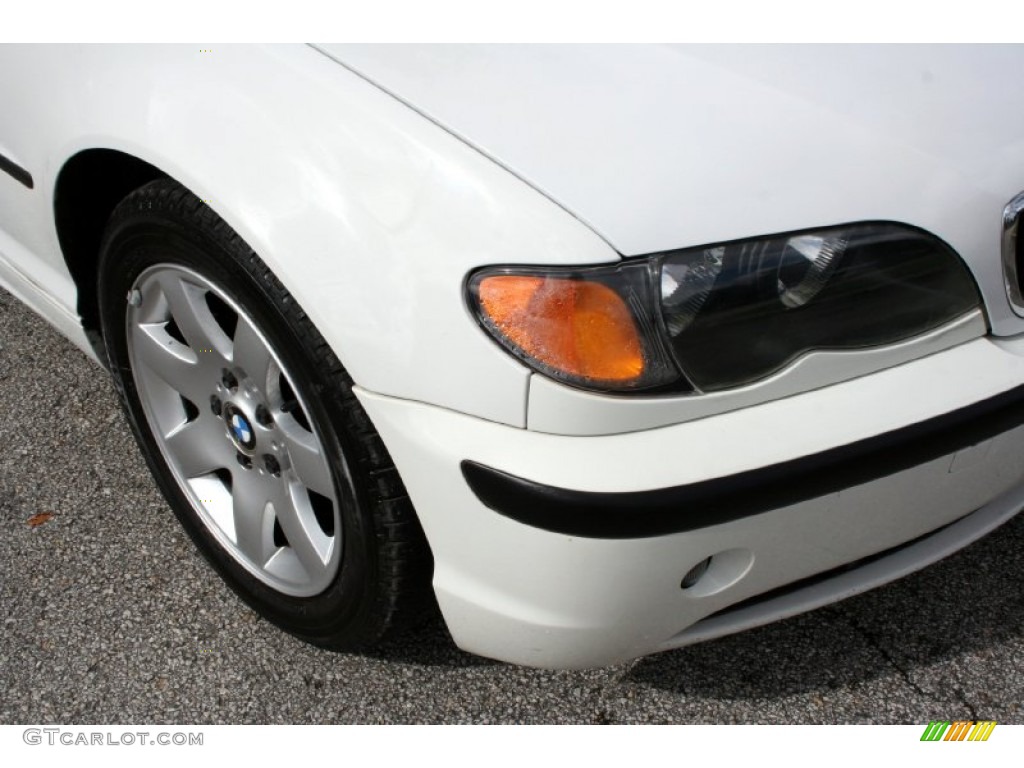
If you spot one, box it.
[224,405,257,451]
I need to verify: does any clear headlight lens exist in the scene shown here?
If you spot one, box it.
[467,223,981,393]
[661,246,723,335]
[774,233,846,308]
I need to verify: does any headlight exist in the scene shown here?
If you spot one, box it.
[467,223,981,393]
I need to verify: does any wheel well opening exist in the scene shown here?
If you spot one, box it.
[54,149,164,353]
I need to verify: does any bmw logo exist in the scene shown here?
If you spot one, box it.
[223,405,256,451]
[231,414,251,444]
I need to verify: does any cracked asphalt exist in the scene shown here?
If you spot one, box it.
[1,285,1023,724]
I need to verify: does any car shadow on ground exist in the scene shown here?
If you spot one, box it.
[626,511,1024,700]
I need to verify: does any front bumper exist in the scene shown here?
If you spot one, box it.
[356,335,1024,668]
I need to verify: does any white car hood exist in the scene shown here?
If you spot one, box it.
[317,44,1024,258]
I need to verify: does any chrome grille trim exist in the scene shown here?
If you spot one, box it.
[1002,190,1024,315]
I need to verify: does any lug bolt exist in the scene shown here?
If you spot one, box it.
[210,395,223,416]
[263,455,281,477]
[254,404,273,427]
[236,452,252,470]
[221,369,238,391]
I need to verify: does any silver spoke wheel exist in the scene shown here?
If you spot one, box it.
[126,264,341,596]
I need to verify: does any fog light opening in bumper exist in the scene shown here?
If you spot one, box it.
[680,549,755,597]
[681,557,712,589]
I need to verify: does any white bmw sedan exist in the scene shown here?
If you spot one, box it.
[2,44,1023,668]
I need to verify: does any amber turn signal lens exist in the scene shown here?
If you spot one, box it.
[477,275,645,383]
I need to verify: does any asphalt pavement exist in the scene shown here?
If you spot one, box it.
[1,286,1023,724]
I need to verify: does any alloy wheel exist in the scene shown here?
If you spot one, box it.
[125,264,341,596]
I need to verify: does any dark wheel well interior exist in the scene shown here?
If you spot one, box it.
[54,149,164,355]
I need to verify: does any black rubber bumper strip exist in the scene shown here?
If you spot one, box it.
[461,383,1024,539]
[0,152,33,189]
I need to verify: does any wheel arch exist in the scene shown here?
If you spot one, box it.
[53,148,166,353]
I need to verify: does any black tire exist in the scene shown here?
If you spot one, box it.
[96,178,434,649]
